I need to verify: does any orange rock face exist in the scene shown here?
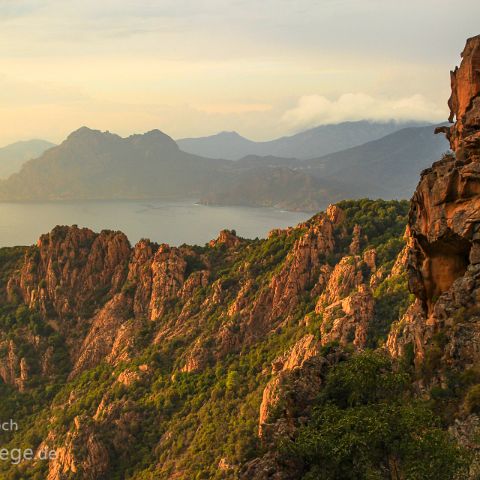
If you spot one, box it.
[209,229,242,249]
[409,36,480,313]
[444,35,480,153]
[11,225,131,320]
[388,35,480,372]
[258,334,323,439]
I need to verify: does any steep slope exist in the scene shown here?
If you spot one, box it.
[0,199,416,479]
[0,127,233,201]
[0,139,55,179]
[251,34,480,480]
[387,35,480,379]
[303,124,450,199]
[200,166,329,212]
[177,121,423,160]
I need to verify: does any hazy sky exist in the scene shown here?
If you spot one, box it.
[1,0,479,145]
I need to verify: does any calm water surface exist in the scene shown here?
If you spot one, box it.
[0,200,312,247]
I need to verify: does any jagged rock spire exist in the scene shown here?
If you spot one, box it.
[436,35,480,158]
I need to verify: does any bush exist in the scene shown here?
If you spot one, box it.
[283,351,469,480]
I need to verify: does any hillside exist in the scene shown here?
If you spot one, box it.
[0,139,55,179]
[0,124,448,210]
[177,121,423,160]
[0,199,420,479]
[0,128,232,201]
[201,125,450,210]
[304,123,450,199]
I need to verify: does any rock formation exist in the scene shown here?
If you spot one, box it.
[9,225,131,321]
[0,190,410,477]
[388,35,480,374]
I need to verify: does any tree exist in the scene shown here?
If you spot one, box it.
[284,351,469,480]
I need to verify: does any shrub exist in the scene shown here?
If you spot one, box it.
[283,351,469,480]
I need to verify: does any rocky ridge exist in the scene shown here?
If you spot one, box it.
[0,197,410,479]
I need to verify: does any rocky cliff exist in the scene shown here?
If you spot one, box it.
[388,36,480,377]
[0,197,411,479]
[241,36,480,480]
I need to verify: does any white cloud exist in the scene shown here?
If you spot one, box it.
[281,93,448,129]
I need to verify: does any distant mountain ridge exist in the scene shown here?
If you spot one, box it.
[303,124,450,199]
[177,120,428,160]
[0,139,55,179]
[201,124,450,209]
[0,127,232,201]
[0,124,450,210]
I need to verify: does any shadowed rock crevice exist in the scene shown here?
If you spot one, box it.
[412,232,471,313]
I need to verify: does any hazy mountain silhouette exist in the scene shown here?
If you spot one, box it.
[177,121,427,160]
[0,127,232,201]
[303,124,449,199]
[0,139,55,179]
[201,125,450,210]
[0,124,449,210]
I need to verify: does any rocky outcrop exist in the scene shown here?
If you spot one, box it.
[181,339,210,372]
[258,334,321,438]
[315,251,376,349]
[0,194,415,479]
[388,35,480,374]
[320,285,374,349]
[270,217,335,317]
[12,226,131,320]
[126,238,158,318]
[46,416,110,480]
[245,215,336,337]
[209,229,242,249]
[244,336,345,480]
[1,227,215,381]
[0,340,26,390]
[69,293,133,378]
[149,245,187,319]
[439,35,480,153]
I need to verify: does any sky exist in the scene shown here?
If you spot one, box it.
[0,0,479,145]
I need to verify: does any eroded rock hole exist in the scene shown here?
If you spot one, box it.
[419,234,471,311]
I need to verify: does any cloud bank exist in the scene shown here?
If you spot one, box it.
[281,93,448,130]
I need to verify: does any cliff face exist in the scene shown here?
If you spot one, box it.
[388,35,480,374]
[9,225,131,321]
[0,36,474,480]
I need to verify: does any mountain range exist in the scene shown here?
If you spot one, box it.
[0,127,231,201]
[0,139,55,179]
[177,120,426,160]
[201,124,449,208]
[0,122,449,210]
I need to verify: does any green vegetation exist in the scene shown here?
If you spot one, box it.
[0,246,26,297]
[369,272,414,346]
[0,200,470,479]
[283,351,469,480]
[335,199,409,264]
